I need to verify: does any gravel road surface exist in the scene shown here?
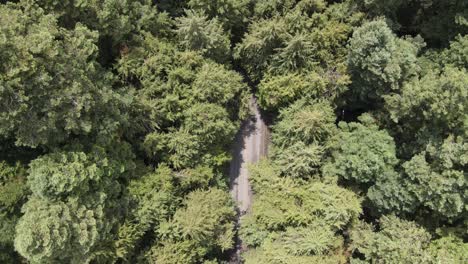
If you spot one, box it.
[229,96,269,262]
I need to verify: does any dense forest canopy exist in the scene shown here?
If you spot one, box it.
[0,0,466,263]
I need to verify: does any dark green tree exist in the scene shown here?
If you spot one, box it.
[384,66,468,156]
[187,0,251,34]
[352,0,468,46]
[0,4,128,148]
[175,10,231,63]
[323,114,398,185]
[368,135,467,221]
[26,0,164,44]
[0,162,28,263]
[234,17,289,81]
[347,19,420,104]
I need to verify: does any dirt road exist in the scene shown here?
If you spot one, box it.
[229,96,269,262]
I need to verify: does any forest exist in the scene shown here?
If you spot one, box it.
[0,0,467,263]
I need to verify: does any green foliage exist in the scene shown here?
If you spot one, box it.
[15,197,107,264]
[239,213,270,247]
[384,67,468,156]
[1,0,466,263]
[242,159,361,263]
[0,4,128,148]
[28,152,105,198]
[271,34,314,72]
[353,0,468,46]
[176,10,231,63]
[150,188,235,263]
[253,0,328,18]
[144,131,202,170]
[117,34,249,169]
[275,226,341,256]
[234,17,289,80]
[115,165,178,261]
[368,135,467,221]
[323,114,398,185]
[172,189,235,248]
[386,67,467,132]
[350,215,433,263]
[28,0,164,43]
[258,72,325,111]
[244,248,345,264]
[258,69,350,112]
[248,160,362,232]
[236,2,359,83]
[0,162,28,214]
[272,142,324,179]
[243,226,346,264]
[428,235,468,263]
[149,239,204,264]
[144,103,237,169]
[119,35,248,169]
[402,153,465,219]
[183,103,237,145]
[347,19,420,103]
[176,166,215,193]
[0,162,28,263]
[441,35,468,69]
[191,62,250,115]
[272,99,337,148]
[15,145,135,263]
[187,0,251,33]
[308,9,361,66]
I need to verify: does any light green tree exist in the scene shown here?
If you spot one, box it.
[144,103,237,169]
[428,235,468,263]
[15,196,117,264]
[15,145,135,263]
[150,188,235,263]
[441,35,468,69]
[190,62,250,118]
[258,72,327,111]
[272,141,324,179]
[350,215,432,263]
[253,0,327,18]
[242,159,361,263]
[115,165,178,261]
[270,34,314,72]
[272,99,337,148]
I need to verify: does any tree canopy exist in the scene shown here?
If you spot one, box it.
[0,0,466,263]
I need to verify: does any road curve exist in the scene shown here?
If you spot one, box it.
[229,96,269,262]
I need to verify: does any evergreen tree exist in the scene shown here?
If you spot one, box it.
[0,4,128,148]
[175,10,231,63]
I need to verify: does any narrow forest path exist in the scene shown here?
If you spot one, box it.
[229,96,269,263]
